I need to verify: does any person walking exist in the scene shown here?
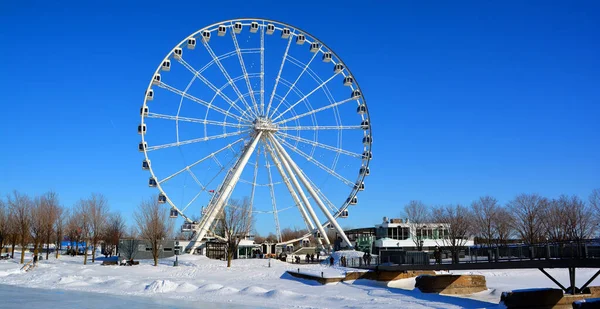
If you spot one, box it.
[329,256,334,266]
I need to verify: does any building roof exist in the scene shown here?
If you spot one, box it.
[375,237,474,248]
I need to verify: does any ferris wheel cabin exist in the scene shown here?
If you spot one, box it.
[187,38,196,49]
[360,166,370,176]
[357,104,367,114]
[140,105,149,116]
[362,151,372,160]
[296,34,305,45]
[137,124,146,135]
[142,159,150,170]
[218,25,227,36]
[355,182,365,191]
[334,63,344,73]
[343,76,354,86]
[322,52,332,62]
[169,208,178,218]
[266,24,275,35]
[138,142,147,152]
[173,47,182,60]
[340,209,349,218]
[152,74,161,85]
[361,119,369,129]
[351,89,362,99]
[347,196,358,205]
[362,135,372,145]
[309,42,319,53]
[148,177,158,187]
[250,22,259,33]
[202,30,210,42]
[145,89,154,101]
[233,22,242,34]
[158,193,167,204]
[161,60,171,71]
[281,28,291,39]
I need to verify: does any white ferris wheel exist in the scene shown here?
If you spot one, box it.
[138,18,371,252]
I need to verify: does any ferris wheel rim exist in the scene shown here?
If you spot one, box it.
[139,17,372,242]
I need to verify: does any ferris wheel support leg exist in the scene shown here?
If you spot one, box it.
[189,131,264,253]
[266,134,331,247]
[265,141,323,247]
[270,134,354,250]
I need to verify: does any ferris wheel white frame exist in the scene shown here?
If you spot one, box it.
[138,18,372,252]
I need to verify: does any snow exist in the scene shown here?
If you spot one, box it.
[0,251,598,308]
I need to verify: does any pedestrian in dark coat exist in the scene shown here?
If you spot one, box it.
[329,256,334,266]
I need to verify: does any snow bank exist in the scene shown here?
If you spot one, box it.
[145,280,179,293]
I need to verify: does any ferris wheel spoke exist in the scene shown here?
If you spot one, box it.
[157,82,247,123]
[274,97,356,126]
[230,22,260,117]
[274,135,355,187]
[271,72,340,122]
[192,131,263,247]
[266,135,330,246]
[178,57,253,121]
[260,21,265,115]
[263,145,282,242]
[265,30,295,117]
[268,47,320,119]
[276,131,362,159]
[201,40,258,119]
[147,130,249,152]
[249,150,260,213]
[278,125,362,131]
[147,112,251,129]
[158,138,245,184]
[269,134,353,248]
[264,140,314,233]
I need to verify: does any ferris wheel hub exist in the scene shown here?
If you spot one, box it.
[252,116,278,133]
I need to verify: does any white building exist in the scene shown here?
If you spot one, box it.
[345,217,474,254]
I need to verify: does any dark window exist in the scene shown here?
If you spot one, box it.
[163,248,173,252]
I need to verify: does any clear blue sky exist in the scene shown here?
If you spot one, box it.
[1,1,599,233]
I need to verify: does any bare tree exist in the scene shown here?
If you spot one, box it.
[7,209,18,259]
[88,193,109,263]
[590,189,600,230]
[8,191,32,264]
[493,207,514,246]
[39,192,61,260]
[0,197,7,252]
[120,227,141,260]
[433,204,472,264]
[134,196,173,266]
[562,195,595,241]
[219,197,253,267]
[403,200,430,251]
[103,212,126,257]
[55,207,66,259]
[75,199,92,265]
[66,210,83,256]
[471,196,500,247]
[280,227,305,242]
[30,196,46,259]
[507,193,548,245]
[543,197,569,242]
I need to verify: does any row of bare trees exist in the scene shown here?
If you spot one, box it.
[403,189,600,257]
[0,191,129,265]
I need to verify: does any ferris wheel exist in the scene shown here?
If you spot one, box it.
[138,18,371,251]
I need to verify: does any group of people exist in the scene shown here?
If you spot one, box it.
[362,252,373,266]
[292,252,320,264]
[339,255,348,267]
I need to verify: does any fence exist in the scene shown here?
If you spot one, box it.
[350,240,600,268]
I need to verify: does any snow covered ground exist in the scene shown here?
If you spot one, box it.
[0,251,598,308]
